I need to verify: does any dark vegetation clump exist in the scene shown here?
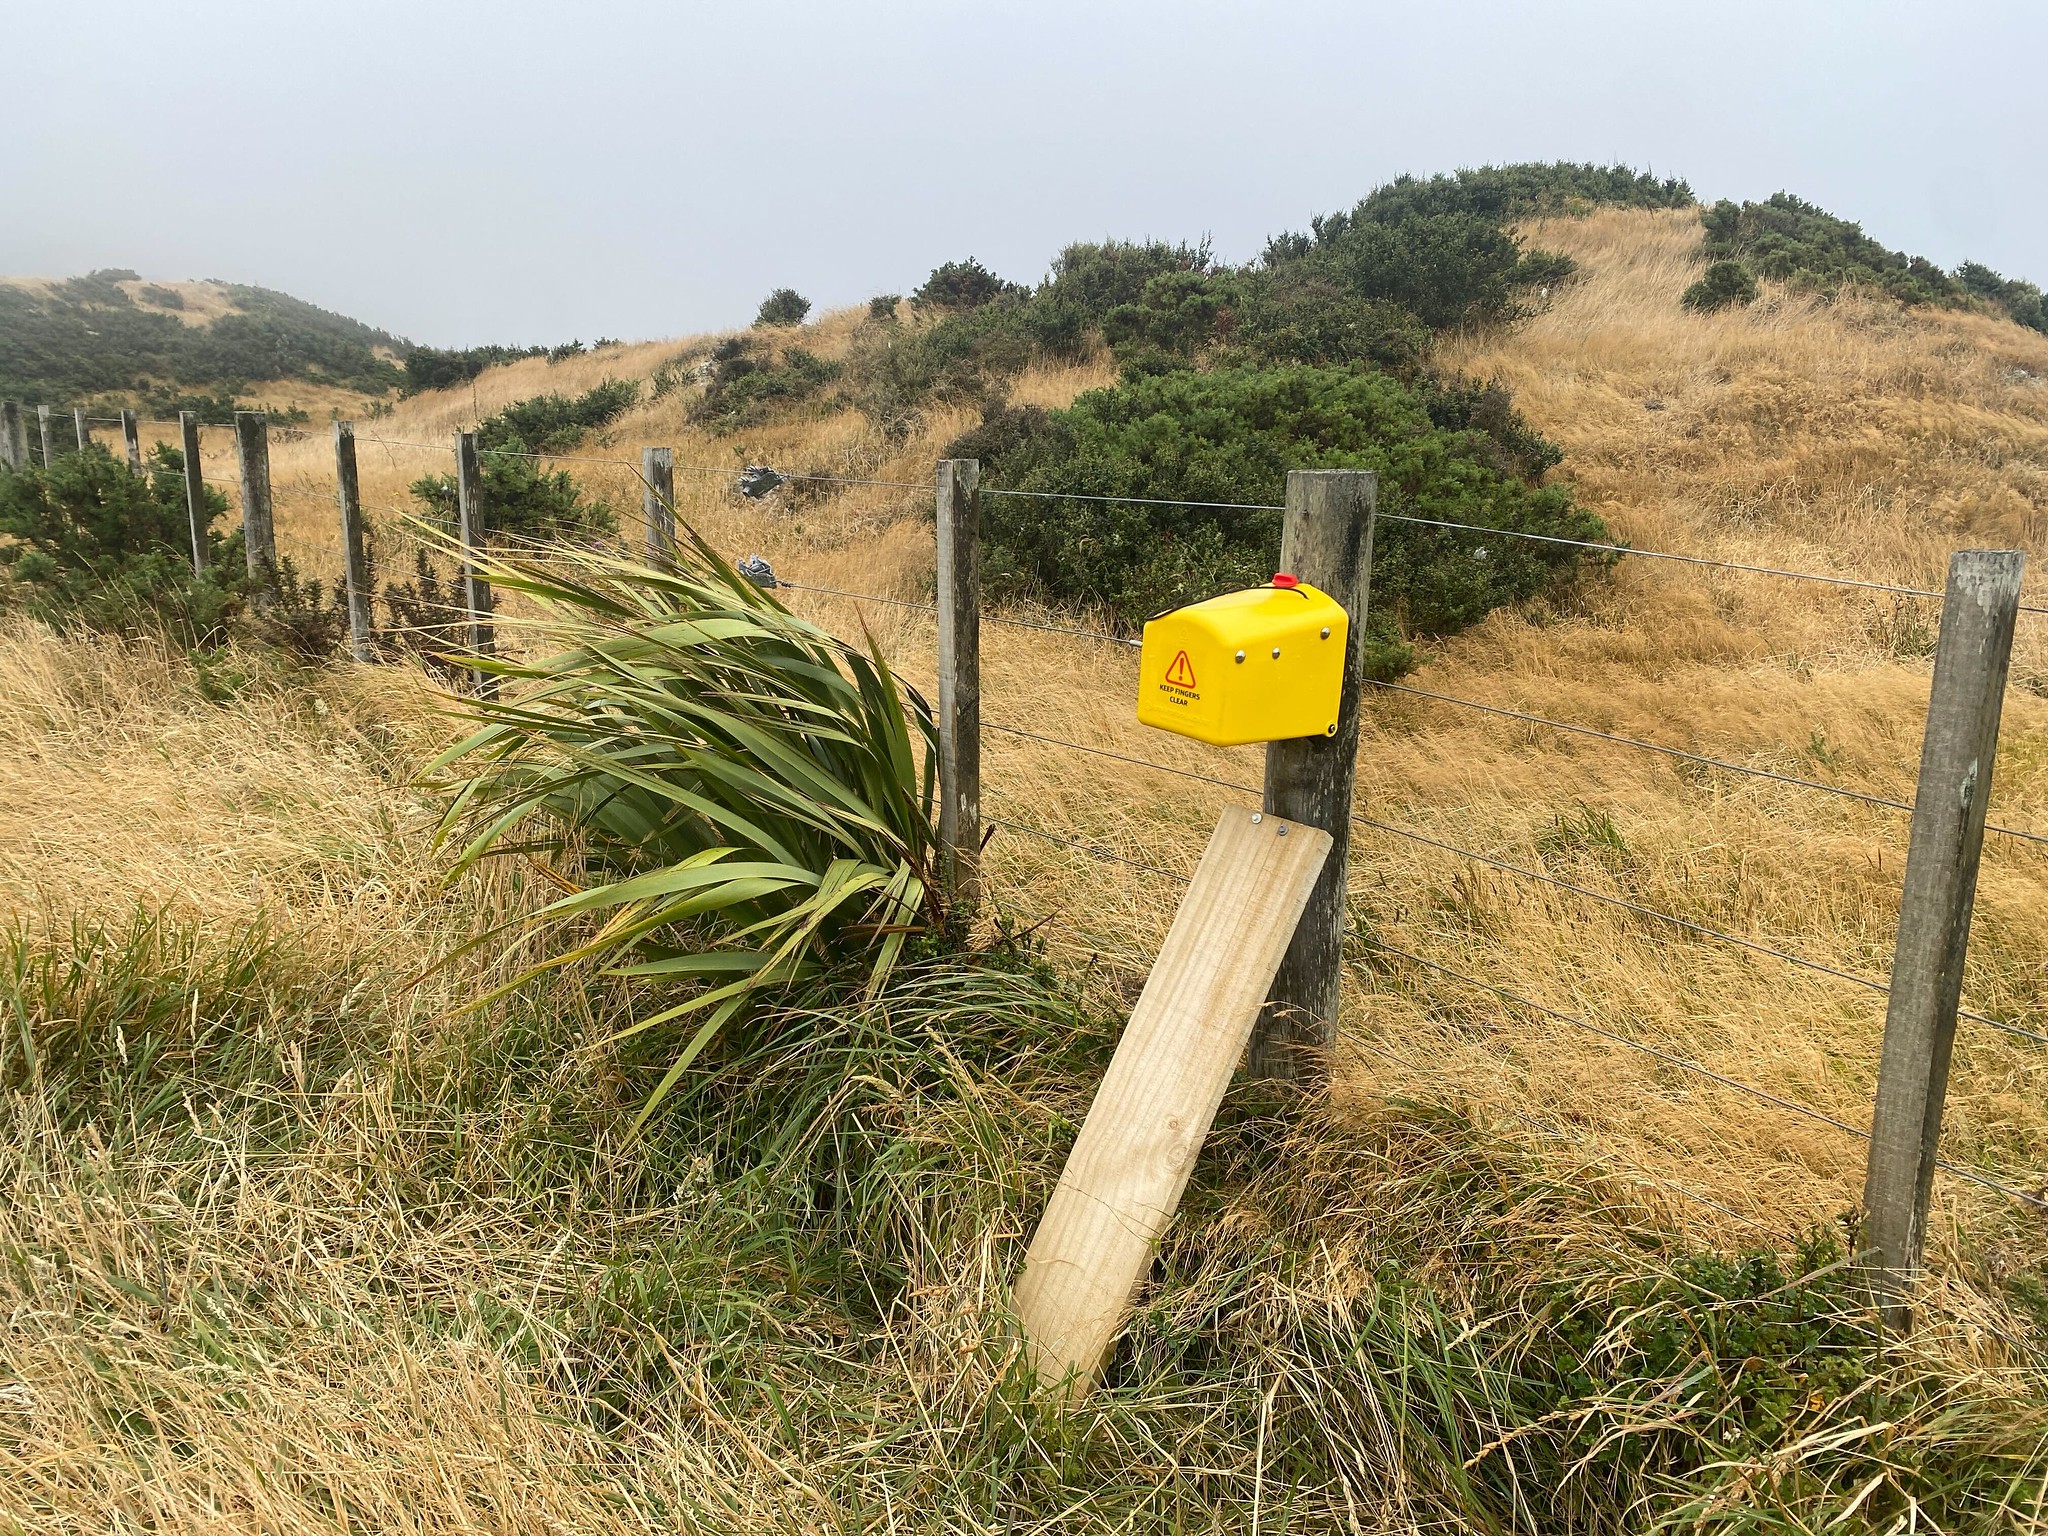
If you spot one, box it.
[131,386,307,427]
[409,381,635,543]
[1683,258,1763,312]
[1345,162,1695,222]
[244,557,349,660]
[1694,193,2048,334]
[401,343,547,395]
[1956,261,2048,334]
[691,337,842,434]
[380,546,475,678]
[956,366,1602,671]
[826,163,1676,653]
[911,258,1025,312]
[754,288,812,327]
[0,442,243,643]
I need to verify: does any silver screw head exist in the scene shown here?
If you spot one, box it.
[1271,646,1281,659]
[1321,626,1331,639]
[1235,649,1246,663]
[1250,812,1263,824]
[1277,824,1289,836]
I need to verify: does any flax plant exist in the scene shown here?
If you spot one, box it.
[428,525,941,1121]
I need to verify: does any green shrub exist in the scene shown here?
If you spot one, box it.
[691,339,842,434]
[867,294,902,321]
[649,353,696,401]
[1262,210,1572,330]
[911,259,1024,312]
[0,441,243,641]
[136,387,304,426]
[1347,162,1694,223]
[484,378,639,453]
[754,288,812,327]
[1957,261,2048,334]
[401,343,547,394]
[380,546,473,677]
[138,283,184,310]
[243,556,348,660]
[409,381,632,543]
[951,365,1606,672]
[1683,258,1761,312]
[1699,194,1958,307]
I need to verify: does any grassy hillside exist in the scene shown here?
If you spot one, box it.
[0,270,405,413]
[6,193,2048,1530]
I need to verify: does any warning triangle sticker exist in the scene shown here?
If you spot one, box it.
[1164,649,1197,688]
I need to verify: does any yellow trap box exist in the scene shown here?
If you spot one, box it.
[1136,576,1349,746]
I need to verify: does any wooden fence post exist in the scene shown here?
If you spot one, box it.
[1863,547,2024,1326]
[1015,807,1333,1394]
[1251,468,1378,1084]
[455,431,496,696]
[234,412,277,600]
[178,413,208,572]
[335,421,375,662]
[37,405,54,467]
[643,446,675,557]
[121,410,142,472]
[73,408,90,452]
[935,458,982,914]
[0,403,23,470]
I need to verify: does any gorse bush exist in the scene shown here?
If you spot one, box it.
[1957,261,2048,334]
[401,342,547,394]
[1345,162,1694,222]
[1684,258,1762,312]
[481,378,639,453]
[1693,193,2048,334]
[430,528,943,1125]
[691,338,842,434]
[755,288,812,327]
[409,380,633,543]
[951,365,1605,672]
[911,258,1024,312]
[0,441,243,642]
[1700,193,1957,307]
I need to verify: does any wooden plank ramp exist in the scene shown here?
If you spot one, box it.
[1013,805,1331,1395]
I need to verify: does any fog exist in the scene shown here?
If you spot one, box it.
[2,0,2038,346]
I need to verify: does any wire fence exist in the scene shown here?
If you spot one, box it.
[10,406,2046,1257]
[760,548,2048,1233]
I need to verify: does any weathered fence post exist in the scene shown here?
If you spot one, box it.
[73,408,91,452]
[0,403,23,469]
[643,446,675,557]
[178,413,208,571]
[334,421,375,662]
[37,405,54,467]
[234,412,277,600]
[455,430,496,696]
[121,410,142,472]
[1251,468,1378,1084]
[935,458,983,915]
[1863,547,2024,1327]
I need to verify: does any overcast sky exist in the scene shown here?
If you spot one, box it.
[3,0,2040,348]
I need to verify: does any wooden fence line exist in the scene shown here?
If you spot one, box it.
[0,405,2033,1326]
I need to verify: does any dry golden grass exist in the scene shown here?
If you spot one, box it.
[38,216,2048,1256]
[8,210,2048,1528]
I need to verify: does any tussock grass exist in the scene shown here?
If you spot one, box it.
[9,207,2048,1527]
